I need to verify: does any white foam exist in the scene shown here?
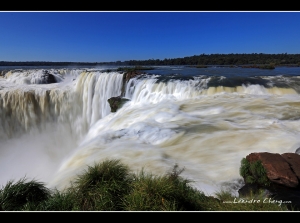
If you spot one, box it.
[1,69,300,198]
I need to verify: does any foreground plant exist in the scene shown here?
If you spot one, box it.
[239,158,271,187]
[121,164,215,211]
[0,159,293,211]
[68,159,133,211]
[0,177,51,211]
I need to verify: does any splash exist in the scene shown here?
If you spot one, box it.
[1,68,300,198]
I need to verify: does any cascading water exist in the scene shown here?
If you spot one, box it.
[1,66,300,197]
[0,69,124,189]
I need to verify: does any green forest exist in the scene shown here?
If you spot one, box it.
[1,53,300,67]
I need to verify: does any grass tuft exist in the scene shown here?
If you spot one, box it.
[0,177,51,211]
[0,159,293,211]
[68,159,132,211]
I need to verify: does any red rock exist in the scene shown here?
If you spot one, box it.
[281,153,300,180]
[246,152,299,188]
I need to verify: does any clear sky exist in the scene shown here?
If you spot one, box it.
[1,11,300,62]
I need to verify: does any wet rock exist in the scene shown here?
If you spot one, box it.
[107,96,130,112]
[0,70,9,77]
[123,71,143,83]
[120,71,144,96]
[41,70,57,84]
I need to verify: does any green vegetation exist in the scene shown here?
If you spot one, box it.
[0,177,51,211]
[125,53,300,66]
[239,158,271,187]
[1,53,300,67]
[0,159,292,211]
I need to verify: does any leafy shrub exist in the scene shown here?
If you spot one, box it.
[239,158,271,187]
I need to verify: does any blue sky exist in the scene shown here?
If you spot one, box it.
[0,11,300,62]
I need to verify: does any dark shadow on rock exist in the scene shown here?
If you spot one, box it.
[107,96,130,113]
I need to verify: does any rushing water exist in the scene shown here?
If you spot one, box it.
[1,65,300,197]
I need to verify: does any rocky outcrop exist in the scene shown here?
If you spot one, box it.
[0,70,9,77]
[239,152,300,210]
[245,152,300,188]
[107,96,130,113]
[108,70,143,112]
[282,153,300,180]
[40,70,57,84]
[120,70,144,96]
[123,71,144,83]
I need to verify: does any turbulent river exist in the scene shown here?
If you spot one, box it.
[1,65,300,197]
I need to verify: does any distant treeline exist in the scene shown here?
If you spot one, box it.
[125,53,300,66]
[1,53,300,66]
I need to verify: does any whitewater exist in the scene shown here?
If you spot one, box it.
[1,65,300,197]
